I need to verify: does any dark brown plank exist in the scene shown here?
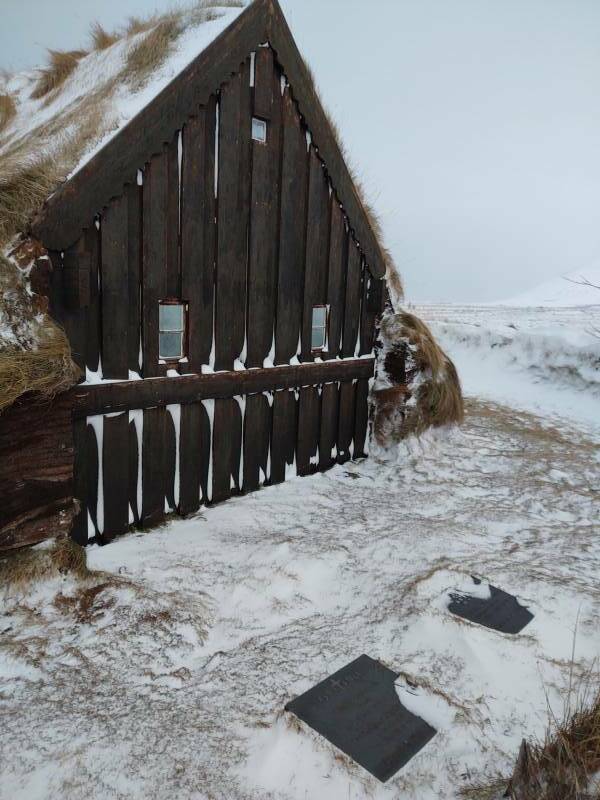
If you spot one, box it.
[301,148,331,361]
[359,269,378,356]
[337,380,356,463]
[127,183,142,375]
[164,407,178,512]
[243,393,272,491]
[353,378,370,458]
[325,198,347,359]
[275,88,309,365]
[341,241,362,358]
[71,416,88,545]
[84,225,101,373]
[179,402,210,515]
[101,194,129,379]
[247,49,282,368]
[271,388,298,484]
[212,398,242,503]
[48,249,86,373]
[128,416,140,526]
[166,130,181,298]
[296,386,320,476]
[319,382,339,471]
[181,99,217,373]
[142,150,168,378]
[71,358,374,417]
[141,406,165,527]
[215,63,252,371]
[85,420,100,538]
[102,412,129,540]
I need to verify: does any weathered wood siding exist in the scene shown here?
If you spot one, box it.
[38,47,383,546]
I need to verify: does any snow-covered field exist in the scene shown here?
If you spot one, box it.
[1,300,599,800]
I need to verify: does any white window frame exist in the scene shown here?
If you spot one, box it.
[311,305,328,352]
[159,300,187,362]
[251,117,267,144]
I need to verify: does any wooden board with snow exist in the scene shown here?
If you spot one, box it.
[448,578,534,634]
[285,655,436,782]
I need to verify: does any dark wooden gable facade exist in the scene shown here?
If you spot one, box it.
[29,0,388,545]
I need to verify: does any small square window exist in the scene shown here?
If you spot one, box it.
[252,117,267,143]
[159,301,186,361]
[311,305,328,351]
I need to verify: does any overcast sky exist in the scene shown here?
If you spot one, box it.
[2,0,600,302]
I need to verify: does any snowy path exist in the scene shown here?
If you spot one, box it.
[1,388,599,798]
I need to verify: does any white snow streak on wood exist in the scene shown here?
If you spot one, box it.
[129,409,144,519]
[167,404,182,508]
[87,415,104,534]
[203,399,215,503]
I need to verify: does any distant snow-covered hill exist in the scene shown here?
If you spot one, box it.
[495,267,600,307]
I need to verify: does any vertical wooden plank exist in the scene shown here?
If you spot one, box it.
[181,98,217,374]
[359,268,378,356]
[337,380,356,463]
[353,378,370,458]
[128,417,140,527]
[301,148,331,362]
[325,199,347,360]
[48,249,86,372]
[341,241,362,358]
[271,388,298,484]
[142,407,165,527]
[101,194,129,379]
[179,403,200,516]
[212,398,242,503]
[127,183,142,375]
[85,421,99,539]
[296,385,320,476]
[319,382,339,471]
[243,393,271,491]
[164,409,177,513]
[70,417,88,545]
[85,225,101,373]
[142,151,168,378]
[247,50,283,368]
[166,130,181,299]
[215,63,252,371]
[102,412,129,540]
[274,88,309,365]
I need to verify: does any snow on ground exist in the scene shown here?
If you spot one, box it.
[416,304,600,432]
[1,308,599,800]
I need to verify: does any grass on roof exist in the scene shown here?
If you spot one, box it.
[0,93,16,134]
[89,22,120,51]
[30,49,88,100]
[125,14,186,91]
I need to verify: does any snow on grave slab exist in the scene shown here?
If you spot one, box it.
[284,654,436,783]
[447,577,534,634]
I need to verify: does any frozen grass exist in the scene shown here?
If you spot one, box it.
[0,94,15,134]
[0,537,88,592]
[1,396,598,799]
[88,22,120,52]
[30,50,88,100]
[125,14,186,90]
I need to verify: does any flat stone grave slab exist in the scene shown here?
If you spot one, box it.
[284,654,436,782]
[448,578,534,634]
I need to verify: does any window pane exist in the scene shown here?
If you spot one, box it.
[311,326,326,350]
[159,332,183,360]
[312,306,326,328]
[159,304,184,332]
[252,117,267,143]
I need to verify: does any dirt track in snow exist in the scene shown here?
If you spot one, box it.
[1,399,599,800]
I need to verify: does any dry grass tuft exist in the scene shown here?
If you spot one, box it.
[0,536,88,591]
[125,14,185,90]
[0,157,64,245]
[0,253,80,411]
[373,311,464,443]
[30,49,87,100]
[505,687,600,800]
[0,93,16,133]
[89,21,120,51]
